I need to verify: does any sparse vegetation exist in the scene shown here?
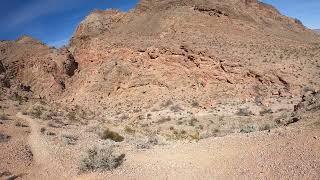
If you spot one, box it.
[236,108,253,116]
[15,122,28,127]
[62,134,78,145]
[168,129,200,141]
[28,104,46,118]
[189,117,198,126]
[157,116,171,124]
[191,101,200,108]
[161,99,173,108]
[80,146,125,172]
[189,131,200,141]
[100,129,124,142]
[0,132,11,143]
[46,131,56,136]
[240,125,256,133]
[0,171,12,177]
[40,127,46,134]
[259,124,272,131]
[260,108,273,116]
[170,105,183,112]
[0,112,9,120]
[67,111,78,122]
[124,126,135,134]
[10,92,26,104]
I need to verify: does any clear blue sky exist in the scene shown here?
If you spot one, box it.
[0,0,318,47]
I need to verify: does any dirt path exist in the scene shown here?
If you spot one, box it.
[16,113,72,179]
[80,127,320,180]
[0,113,32,179]
[14,112,320,179]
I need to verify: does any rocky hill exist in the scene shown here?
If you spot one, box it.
[1,0,320,179]
[1,0,320,132]
[68,0,319,114]
[315,29,320,34]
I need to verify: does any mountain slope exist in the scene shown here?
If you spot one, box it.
[65,0,320,113]
[1,0,320,139]
[1,1,320,178]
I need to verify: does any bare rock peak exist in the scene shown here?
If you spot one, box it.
[16,35,44,45]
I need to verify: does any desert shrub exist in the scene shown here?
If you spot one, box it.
[161,99,173,108]
[0,171,12,177]
[67,111,78,122]
[62,134,78,145]
[40,127,46,134]
[28,105,46,118]
[259,108,273,116]
[80,147,125,172]
[0,132,11,143]
[196,124,204,130]
[40,111,55,120]
[119,114,129,120]
[100,129,124,142]
[191,101,200,108]
[189,117,198,126]
[124,126,135,134]
[240,125,256,133]
[259,124,272,131]
[22,111,28,115]
[172,129,188,140]
[170,105,183,112]
[0,112,8,120]
[15,122,28,127]
[136,135,159,149]
[157,116,171,124]
[170,129,200,141]
[236,108,253,116]
[10,92,26,104]
[189,131,200,141]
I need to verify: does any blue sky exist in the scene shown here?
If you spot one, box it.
[0,0,139,47]
[0,0,319,47]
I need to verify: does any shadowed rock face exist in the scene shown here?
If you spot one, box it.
[64,54,78,77]
[0,61,5,74]
[1,0,320,115]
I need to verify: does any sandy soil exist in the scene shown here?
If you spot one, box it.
[80,127,320,180]
[1,109,319,179]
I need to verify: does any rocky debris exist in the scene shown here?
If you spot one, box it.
[194,6,228,17]
[294,91,320,113]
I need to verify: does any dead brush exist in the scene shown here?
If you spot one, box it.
[99,129,124,142]
[27,104,46,118]
[80,146,125,172]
